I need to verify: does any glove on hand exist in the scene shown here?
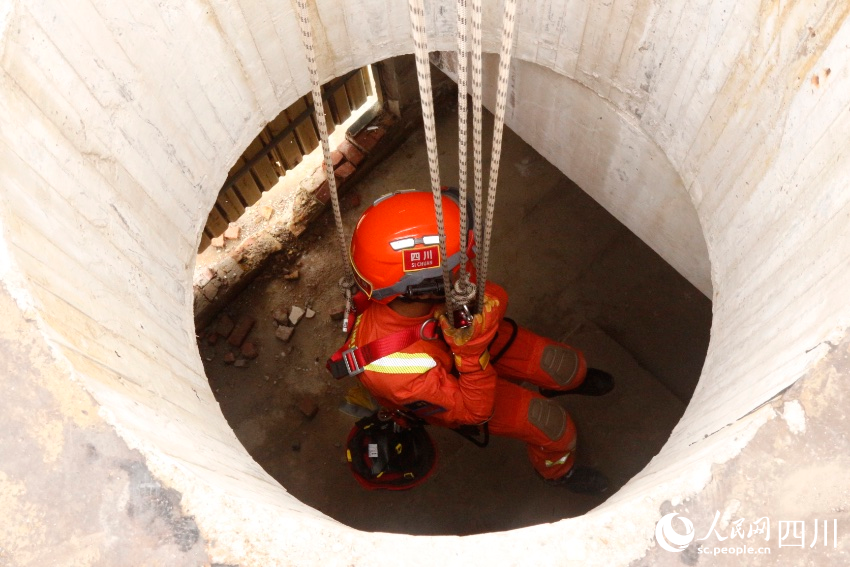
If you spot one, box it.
[437,290,505,372]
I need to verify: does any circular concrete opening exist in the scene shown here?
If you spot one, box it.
[5,2,849,564]
[195,96,712,535]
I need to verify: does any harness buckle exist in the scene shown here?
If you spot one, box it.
[342,347,365,376]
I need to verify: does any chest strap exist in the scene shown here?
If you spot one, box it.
[327,318,441,379]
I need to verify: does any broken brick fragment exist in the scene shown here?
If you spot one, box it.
[224,223,241,240]
[334,161,356,184]
[227,315,256,347]
[338,139,365,166]
[215,314,235,337]
[275,325,295,342]
[298,397,319,419]
[223,352,236,364]
[241,341,258,359]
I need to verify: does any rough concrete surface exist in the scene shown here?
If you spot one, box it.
[0,284,210,567]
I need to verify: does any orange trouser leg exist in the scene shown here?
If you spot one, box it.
[490,320,587,391]
[487,379,577,480]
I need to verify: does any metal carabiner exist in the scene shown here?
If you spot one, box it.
[419,318,440,341]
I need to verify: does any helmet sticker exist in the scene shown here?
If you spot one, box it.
[402,245,441,272]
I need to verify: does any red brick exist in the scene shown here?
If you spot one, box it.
[215,314,235,337]
[353,126,386,153]
[223,352,236,364]
[298,397,319,419]
[334,162,356,184]
[338,140,365,166]
[314,180,330,205]
[331,150,344,167]
[275,325,295,342]
[206,331,219,346]
[240,341,259,359]
[227,315,255,347]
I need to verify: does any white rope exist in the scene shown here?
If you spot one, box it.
[476,0,517,314]
[470,0,484,290]
[407,0,454,311]
[294,0,356,330]
[450,0,477,309]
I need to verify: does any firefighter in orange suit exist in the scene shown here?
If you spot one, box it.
[343,189,611,493]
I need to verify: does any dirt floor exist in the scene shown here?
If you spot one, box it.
[196,103,712,536]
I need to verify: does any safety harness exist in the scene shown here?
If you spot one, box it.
[326,292,442,380]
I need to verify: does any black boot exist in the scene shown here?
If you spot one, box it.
[545,466,610,494]
[539,368,614,398]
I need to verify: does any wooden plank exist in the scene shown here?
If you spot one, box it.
[346,69,368,109]
[362,66,374,97]
[216,187,244,222]
[205,205,229,237]
[286,97,319,154]
[231,157,263,206]
[244,137,279,192]
[267,112,304,169]
[324,97,337,133]
[260,129,286,177]
[331,85,352,124]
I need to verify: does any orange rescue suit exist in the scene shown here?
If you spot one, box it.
[349,283,587,480]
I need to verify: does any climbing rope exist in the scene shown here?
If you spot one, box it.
[407,0,454,312]
[294,0,357,330]
[450,0,477,311]
[470,0,484,290]
[475,0,517,314]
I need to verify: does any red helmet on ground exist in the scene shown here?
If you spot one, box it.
[350,189,473,304]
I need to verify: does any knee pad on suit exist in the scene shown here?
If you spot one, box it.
[527,397,567,441]
[540,345,579,387]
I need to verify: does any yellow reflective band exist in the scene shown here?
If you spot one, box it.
[544,453,571,467]
[366,352,437,374]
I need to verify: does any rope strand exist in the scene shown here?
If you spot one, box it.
[476,0,517,314]
[407,0,453,313]
[294,0,356,329]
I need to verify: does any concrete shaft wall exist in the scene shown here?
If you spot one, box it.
[1,1,849,565]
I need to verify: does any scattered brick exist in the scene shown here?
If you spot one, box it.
[241,341,259,359]
[260,205,275,220]
[338,139,365,166]
[271,306,289,324]
[283,269,300,281]
[298,397,319,419]
[346,192,362,208]
[197,267,216,288]
[206,331,219,346]
[334,161,356,184]
[313,180,330,205]
[227,315,256,347]
[275,325,295,342]
[352,126,385,153]
[223,352,236,365]
[224,223,241,240]
[202,279,220,301]
[289,305,305,326]
[215,314,235,337]
[211,235,225,248]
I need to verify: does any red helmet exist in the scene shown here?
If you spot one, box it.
[350,189,473,304]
